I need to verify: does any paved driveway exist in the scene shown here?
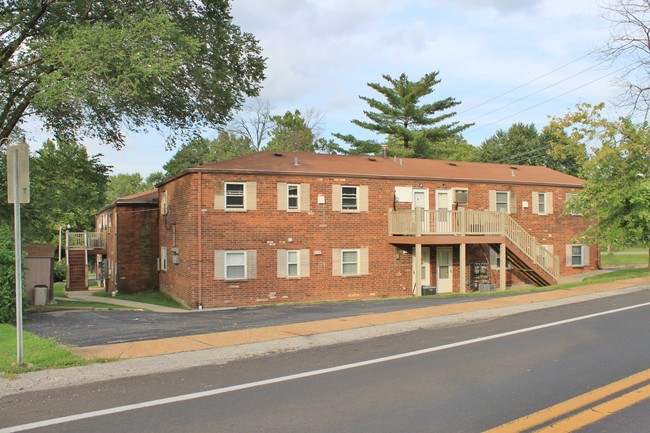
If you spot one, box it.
[25,295,510,347]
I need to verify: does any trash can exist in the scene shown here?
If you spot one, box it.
[34,285,48,306]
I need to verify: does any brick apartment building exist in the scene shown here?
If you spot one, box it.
[95,189,159,294]
[146,151,598,309]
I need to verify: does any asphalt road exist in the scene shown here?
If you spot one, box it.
[3,290,650,432]
[24,294,510,346]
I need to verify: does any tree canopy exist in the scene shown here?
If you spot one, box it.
[265,110,317,153]
[335,72,472,156]
[549,103,650,267]
[162,132,254,177]
[0,139,110,242]
[0,0,265,149]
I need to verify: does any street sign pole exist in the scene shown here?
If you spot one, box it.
[7,139,29,366]
[12,145,23,365]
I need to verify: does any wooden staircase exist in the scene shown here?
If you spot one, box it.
[66,249,87,291]
[490,241,555,287]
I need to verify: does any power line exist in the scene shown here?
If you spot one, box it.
[466,65,627,137]
[458,52,595,115]
[465,60,608,125]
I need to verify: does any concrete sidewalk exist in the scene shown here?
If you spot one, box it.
[71,276,650,361]
[58,288,186,313]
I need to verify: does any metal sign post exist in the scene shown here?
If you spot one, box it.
[7,140,29,366]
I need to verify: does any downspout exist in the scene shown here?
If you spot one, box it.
[198,172,203,310]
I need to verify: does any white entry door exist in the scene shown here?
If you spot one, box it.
[412,189,429,234]
[435,190,452,233]
[412,247,431,290]
[436,247,453,293]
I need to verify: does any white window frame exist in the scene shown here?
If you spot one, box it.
[225,182,245,210]
[225,250,247,280]
[538,192,546,215]
[341,186,359,211]
[287,184,300,211]
[287,250,299,277]
[160,247,168,272]
[496,191,509,213]
[341,249,360,276]
[571,245,585,267]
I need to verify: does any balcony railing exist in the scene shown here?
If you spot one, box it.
[388,208,559,280]
[67,231,106,249]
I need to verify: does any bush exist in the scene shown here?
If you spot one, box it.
[54,259,67,282]
[0,223,17,323]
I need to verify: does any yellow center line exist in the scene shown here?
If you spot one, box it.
[534,383,650,433]
[484,368,650,433]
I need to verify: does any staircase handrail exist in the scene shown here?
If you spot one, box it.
[503,213,559,280]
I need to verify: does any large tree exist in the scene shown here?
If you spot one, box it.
[601,0,650,116]
[265,110,316,153]
[335,72,472,156]
[105,173,149,205]
[0,0,265,149]
[549,103,650,268]
[0,139,110,242]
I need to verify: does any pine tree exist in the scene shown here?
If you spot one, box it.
[335,72,472,156]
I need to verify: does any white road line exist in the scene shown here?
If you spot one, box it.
[4,301,650,433]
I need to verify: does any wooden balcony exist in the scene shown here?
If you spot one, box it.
[67,231,106,250]
[388,208,559,281]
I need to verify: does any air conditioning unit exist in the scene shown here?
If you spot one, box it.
[478,283,497,292]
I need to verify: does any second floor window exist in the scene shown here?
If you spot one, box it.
[341,186,358,211]
[287,184,299,210]
[225,183,245,209]
[538,193,546,214]
[496,192,509,212]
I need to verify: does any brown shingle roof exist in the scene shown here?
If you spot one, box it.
[163,152,584,188]
[114,188,158,204]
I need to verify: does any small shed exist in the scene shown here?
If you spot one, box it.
[24,243,55,304]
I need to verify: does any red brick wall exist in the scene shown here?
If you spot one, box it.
[96,204,159,294]
[158,172,598,309]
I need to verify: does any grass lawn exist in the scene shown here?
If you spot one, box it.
[601,253,648,267]
[584,268,649,283]
[0,324,88,375]
[93,290,186,309]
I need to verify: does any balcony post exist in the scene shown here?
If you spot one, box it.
[459,207,466,236]
[459,243,466,293]
[415,243,422,296]
[499,242,507,291]
[500,209,507,236]
[415,207,422,237]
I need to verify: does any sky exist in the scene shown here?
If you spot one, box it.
[25,0,629,176]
